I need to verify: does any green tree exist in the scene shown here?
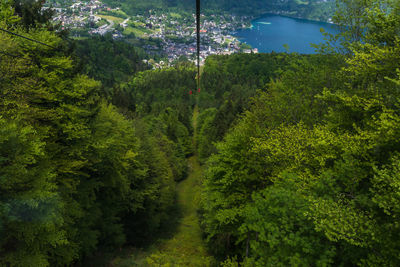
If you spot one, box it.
[0,118,64,267]
[200,1,400,265]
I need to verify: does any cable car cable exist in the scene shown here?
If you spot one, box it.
[196,0,201,92]
[0,27,56,49]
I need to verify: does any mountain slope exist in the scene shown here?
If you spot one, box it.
[103,0,335,21]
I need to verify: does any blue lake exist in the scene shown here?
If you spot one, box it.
[234,14,340,54]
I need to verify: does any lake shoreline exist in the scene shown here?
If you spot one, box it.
[263,11,336,24]
[244,12,337,29]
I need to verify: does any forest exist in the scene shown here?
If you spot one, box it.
[102,0,335,21]
[1,0,400,266]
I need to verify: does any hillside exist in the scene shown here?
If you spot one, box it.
[103,0,336,22]
[2,0,400,266]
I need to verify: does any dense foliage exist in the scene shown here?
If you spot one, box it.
[0,1,192,265]
[74,35,148,88]
[199,0,400,265]
[103,0,335,22]
[115,64,198,180]
[3,0,400,266]
[196,53,292,162]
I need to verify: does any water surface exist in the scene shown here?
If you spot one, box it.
[234,14,340,54]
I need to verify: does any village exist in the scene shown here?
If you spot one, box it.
[44,0,258,68]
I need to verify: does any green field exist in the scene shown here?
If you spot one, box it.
[96,18,108,27]
[98,15,125,24]
[170,12,182,19]
[123,26,153,37]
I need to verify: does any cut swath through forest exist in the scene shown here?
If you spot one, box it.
[110,107,214,266]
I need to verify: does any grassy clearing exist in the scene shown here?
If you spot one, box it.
[111,107,214,266]
[143,155,213,266]
[71,36,89,40]
[96,19,108,27]
[111,155,212,266]
[123,21,156,38]
[98,15,125,24]
[170,12,182,19]
[111,157,212,266]
[123,26,153,38]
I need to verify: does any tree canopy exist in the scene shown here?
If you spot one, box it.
[0,1,191,265]
[3,0,400,265]
[199,0,400,265]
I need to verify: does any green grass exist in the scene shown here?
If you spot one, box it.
[96,19,108,27]
[143,156,213,266]
[111,157,213,266]
[111,9,129,18]
[71,36,89,40]
[98,15,125,24]
[224,36,236,45]
[170,12,182,19]
[123,21,156,38]
[123,26,153,38]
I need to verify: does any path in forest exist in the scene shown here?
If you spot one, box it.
[111,107,213,266]
[142,155,213,266]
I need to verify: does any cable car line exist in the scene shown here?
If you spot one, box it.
[196,0,201,93]
[0,27,56,49]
